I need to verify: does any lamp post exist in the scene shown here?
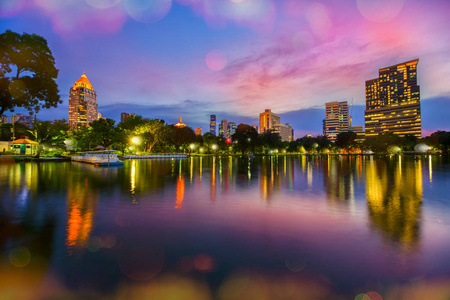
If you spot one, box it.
[189,143,196,154]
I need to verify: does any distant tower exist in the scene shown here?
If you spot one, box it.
[227,122,237,137]
[195,128,202,135]
[175,115,186,128]
[210,114,216,135]
[69,72,98,130]
[323,101,349,142]
[259,109,280,134]
[219,119,229,138]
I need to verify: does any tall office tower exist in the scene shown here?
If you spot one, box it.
[219,119,229,138]
[274,123,294,142]
[260,109,280,134]
[195,128,202,135]
[365,59,421,138]
[210,114,216,135]
[323,101,350,142]
[227,122,237,137]
[69,72,98,131]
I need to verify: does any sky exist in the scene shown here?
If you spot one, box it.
[1,0,450,137]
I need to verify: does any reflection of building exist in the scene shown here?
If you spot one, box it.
[219,119,228,138]
[365,59,421,138]
[174,115,186,128]
[195,127,202,135]
[365,157,423,245]
[210,114,216,135]
[69,73,98,130]
[175,173,185,209]
[273,123,293,142]
[66,178,97,252]
[322,156,354,203]
[260,109,280,134]
[323,101,349,142]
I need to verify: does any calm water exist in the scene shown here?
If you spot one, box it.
[1,155,450,299]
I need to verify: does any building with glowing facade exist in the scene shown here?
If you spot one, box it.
[210,114,216,135]
[68,73,98,131]
[273,123,294,142]
[260,109,280,134]
[323,101,350,142]
[219,119,228,138]
[365,59,421,138]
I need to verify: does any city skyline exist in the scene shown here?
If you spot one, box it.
[1,0,450,137]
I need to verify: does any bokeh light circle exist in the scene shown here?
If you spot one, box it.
[206,49,227,71]
[85,0,121,9]
[414,143,430,153]
[354,294,370,300]
[366,291,383,300]
[117,243,164,280]
[124,0,172,23]
[357,0,404,23]
[9,246,31,268]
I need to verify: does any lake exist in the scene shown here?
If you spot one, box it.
[0,155,449,299]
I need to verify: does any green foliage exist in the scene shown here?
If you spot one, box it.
[231,123,258,153]
[335,131,357,149]
[27,119,68,156]
[0,30,61,115]
[258,130,282,153]
[88,118,117,148]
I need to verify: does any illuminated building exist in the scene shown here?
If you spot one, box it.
[219,119,228,138]
[68,72,98,131]
[227,122,236,137]
[121,112,134,123]
[365,59,421,138]
[174,115,186,128]
[195,127,202,135]
[273,123,294,142]
[210,114,216,135]
[11,114,33,128]
[323,101,350,142]
[1,115,7,124]
[260,109,280,134]
[252,124,258,132]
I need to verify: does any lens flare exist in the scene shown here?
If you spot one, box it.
[357,0,404,23]
[85,0,121,9]
[124,0,172,23]
[366,291,383,300]
[9,246,31,268]
[206,49,227,71]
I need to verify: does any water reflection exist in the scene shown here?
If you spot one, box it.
[66,178,98,252]
[365,156,423,246]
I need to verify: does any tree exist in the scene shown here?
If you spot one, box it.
[335,131,357,149]
[28,119,64,157]
[232,123,258,154]
[0,30,61,116]
[89,118,117,148]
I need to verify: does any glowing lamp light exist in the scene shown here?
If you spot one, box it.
[414,143,430,153]
[131,136,142,145]
[211,144,218,151]
[225,138,232,145]
[199,147,205,153]
[387,145,401,154]
[189,143,196,150]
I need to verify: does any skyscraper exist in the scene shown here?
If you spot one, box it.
[227,122,237,137]
[365,59,421,138]
[121,112,134,123]
[69,72,98,131]
[274,123,294,142]
[260,109,280,134]
[195,127,202,135]
[210,114,216,135]
[219,119,228,138]
[323,101,350,142]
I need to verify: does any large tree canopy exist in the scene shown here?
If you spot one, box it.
[0,30,61,116]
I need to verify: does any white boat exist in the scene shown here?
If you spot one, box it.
[71,150,124,166]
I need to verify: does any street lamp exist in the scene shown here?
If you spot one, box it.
[189,143,196,154]
[131,136,142,155]
[211,144,218,151]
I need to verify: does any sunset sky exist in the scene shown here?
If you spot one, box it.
[1,0,450,137]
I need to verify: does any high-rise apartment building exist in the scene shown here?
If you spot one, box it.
[274,123,294,142]
[228,122,237,137]
[323,101,350,142]
[219,119,229,138]
[69,73,98,131]
[210,114,216,135]
[365,59,421,138]
[260,109,280,134]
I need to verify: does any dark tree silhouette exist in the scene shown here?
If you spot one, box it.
[0,30,60,115]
